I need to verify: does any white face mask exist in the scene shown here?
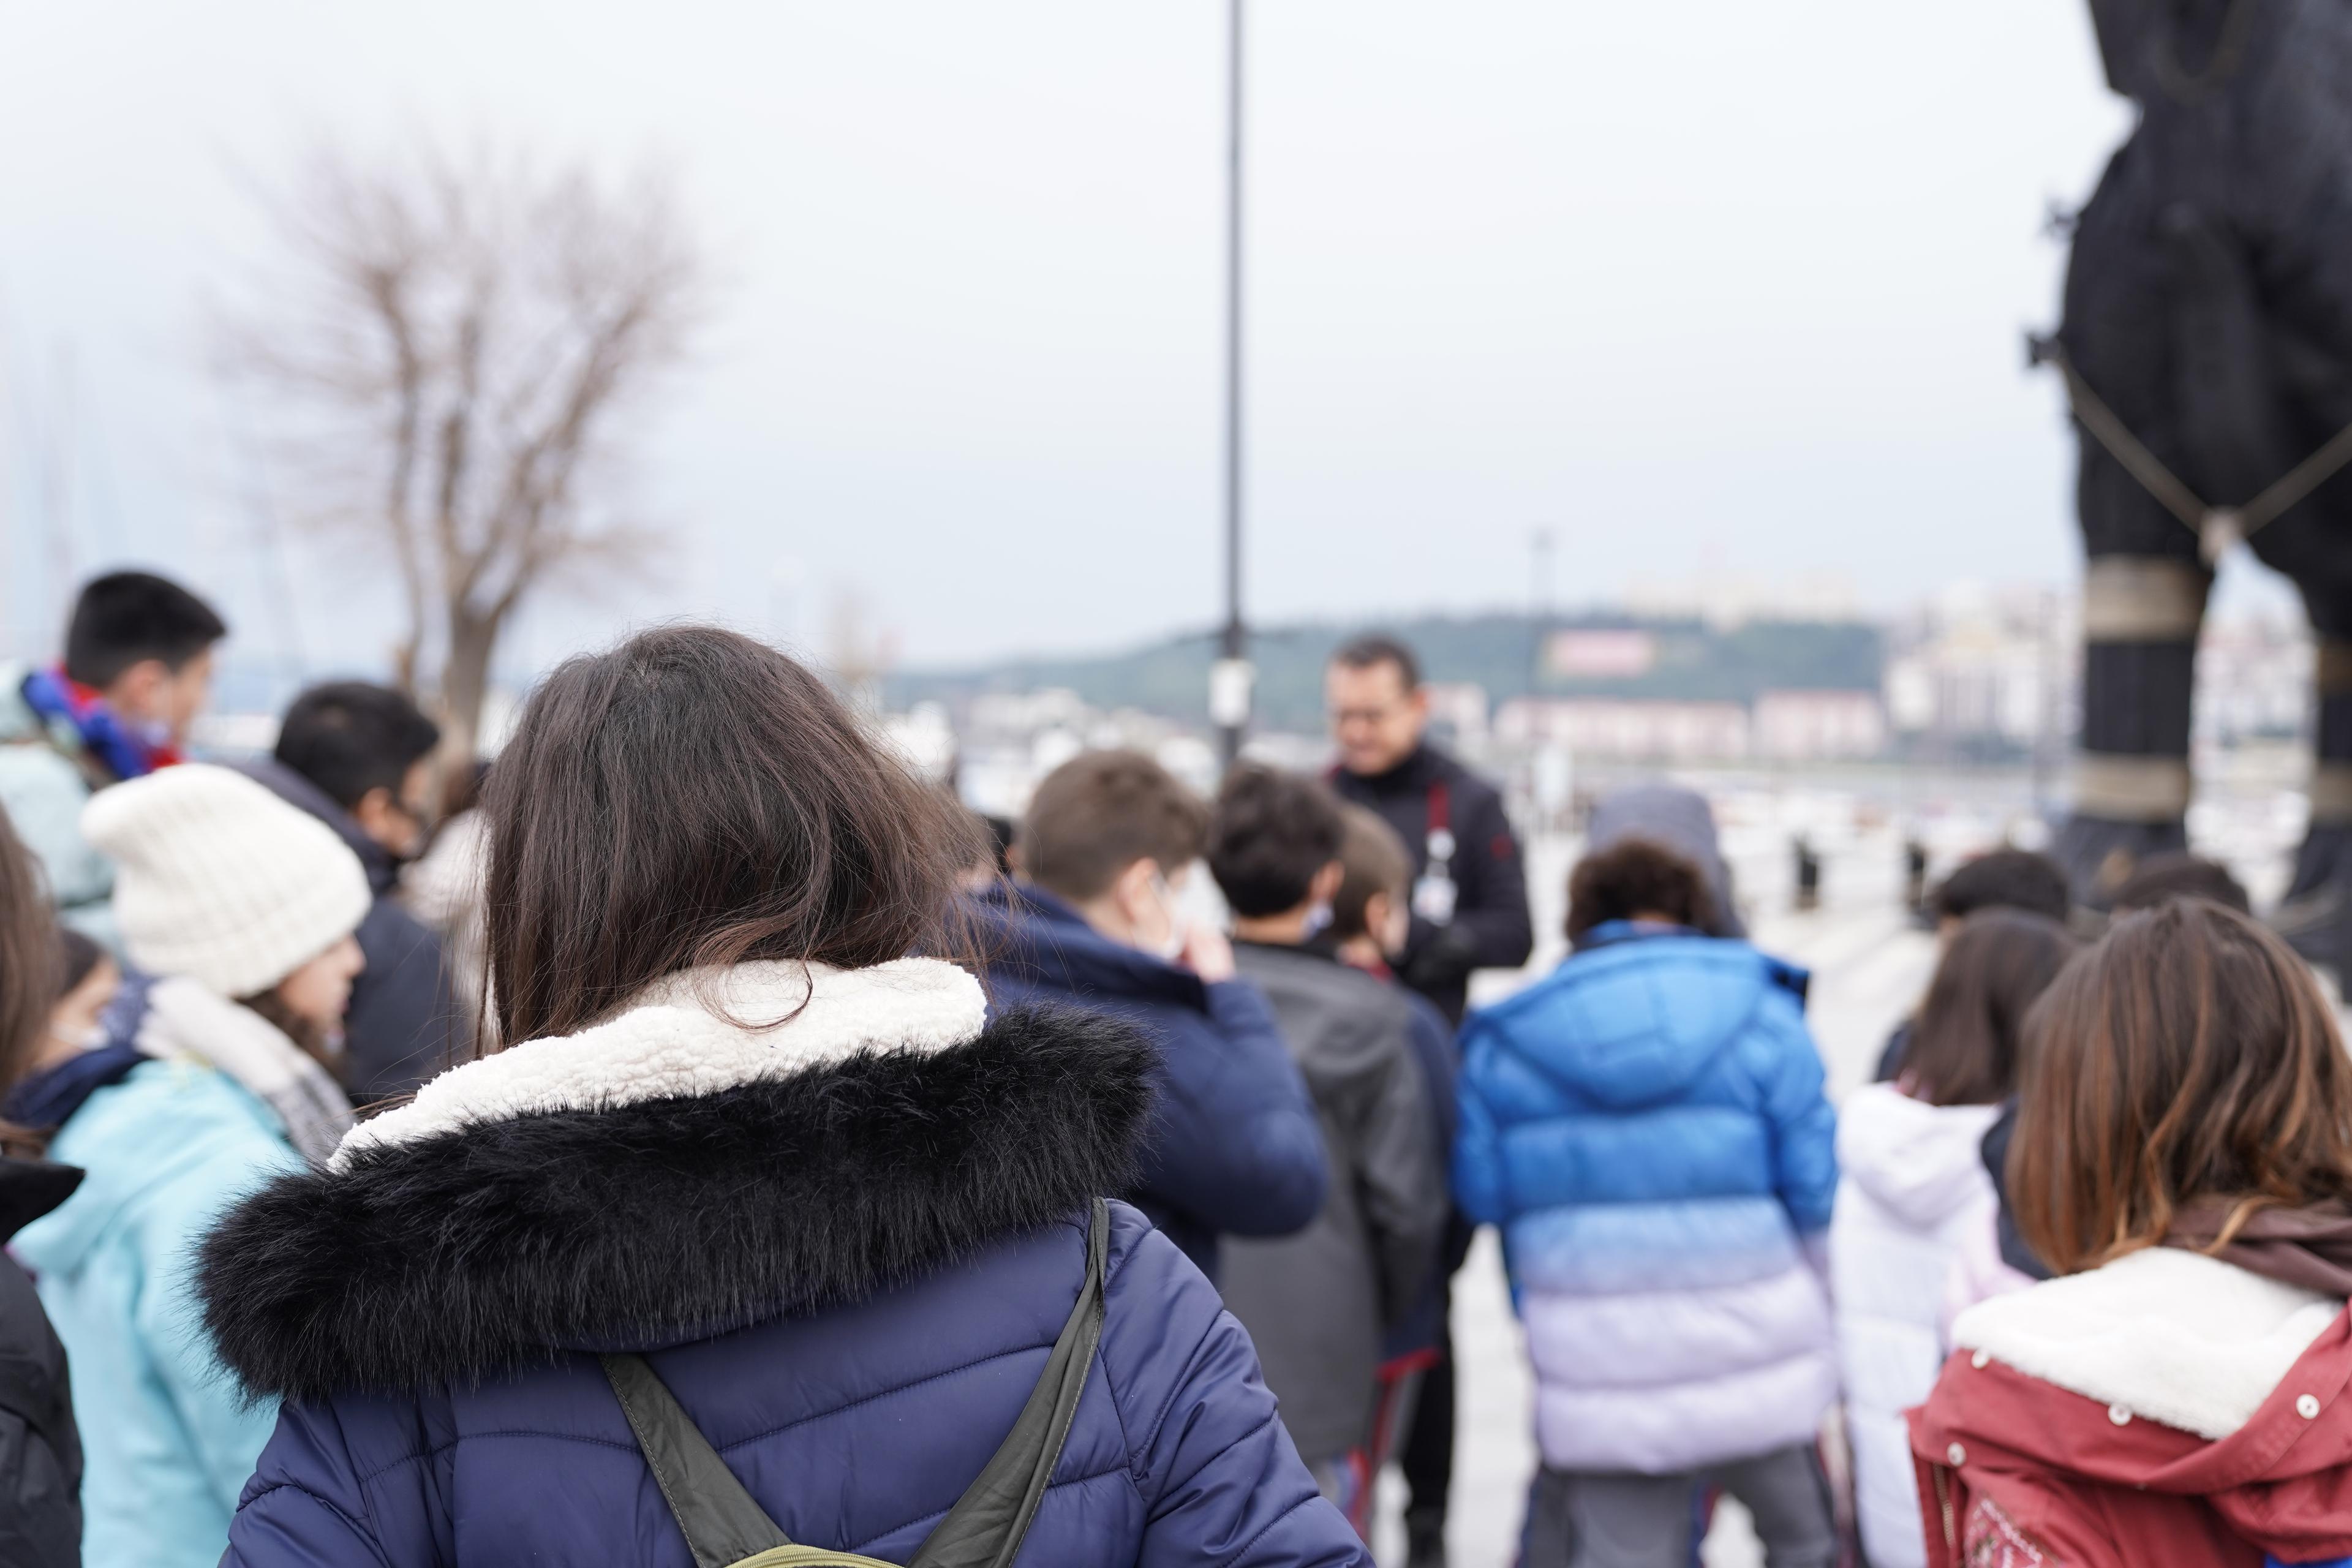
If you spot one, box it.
[1147,873,1189,963]
[1302,901,1333,938]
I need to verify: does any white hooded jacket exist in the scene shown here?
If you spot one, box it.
[1828,1083,2002,1568]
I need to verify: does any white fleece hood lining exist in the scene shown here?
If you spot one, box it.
[1953,1245,2342,1441]
[330,958,987,1172]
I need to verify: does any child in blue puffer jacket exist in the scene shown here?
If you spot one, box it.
[1456,836,1841,1567]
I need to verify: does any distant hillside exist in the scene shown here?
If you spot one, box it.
[888,612,1883,733]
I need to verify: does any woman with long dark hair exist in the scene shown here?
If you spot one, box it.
[200,626,1366,1568]
[1828,909,2078,1568]
[1913,899,2352,1566]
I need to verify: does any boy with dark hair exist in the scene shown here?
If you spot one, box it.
[1930,847,2072,932]
[233,682,458,1104]
[2110,849,2252,914]
[0,571,228,942]
[973,750,1327,1280]
[270,684,444,860]
[1210,768,1446,1536]
[1463,836,1840,1567]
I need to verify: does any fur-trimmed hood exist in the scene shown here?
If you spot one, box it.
[197,959,1154,1403]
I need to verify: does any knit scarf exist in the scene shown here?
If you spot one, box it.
[18,665,182,782]
[140,978,354,1167]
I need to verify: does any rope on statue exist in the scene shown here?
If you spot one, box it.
[2028,334,2352,567]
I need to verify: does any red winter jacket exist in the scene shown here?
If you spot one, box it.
[1909,1248,2352,1567]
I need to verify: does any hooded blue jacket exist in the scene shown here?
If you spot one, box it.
[1454,924,1840,1475]
[971,883,1327,1277]
[195,975,1368,1568]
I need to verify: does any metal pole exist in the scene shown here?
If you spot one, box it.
[1528,529,1555,697]
[1212,0,1251,772]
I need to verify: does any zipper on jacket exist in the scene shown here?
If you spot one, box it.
[1932,1464,1956,1552]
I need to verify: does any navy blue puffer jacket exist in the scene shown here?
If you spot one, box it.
[971,883,1327,1279]
[195,960,1367,1568]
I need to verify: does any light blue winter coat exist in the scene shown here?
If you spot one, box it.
[12,1056,302,1568]
[0,661,115,946]
[1454,922,1840,1476]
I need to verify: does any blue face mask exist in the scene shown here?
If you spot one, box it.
[1302,901,1333,938]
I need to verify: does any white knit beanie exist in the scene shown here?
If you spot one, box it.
[82,763,372,998]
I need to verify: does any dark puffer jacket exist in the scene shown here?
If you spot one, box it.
[0,1156,83,1568]
[195,960,1368,1568]
[971,883,1328,1280]
[232,757,460,1104]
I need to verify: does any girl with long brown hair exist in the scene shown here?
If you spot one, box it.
[1829,910,2079,1568]
[1912,898,2352,1567]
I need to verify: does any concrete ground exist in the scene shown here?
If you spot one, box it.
[1368,831,1938,1566]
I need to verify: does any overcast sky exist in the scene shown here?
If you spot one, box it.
[1,2,2211,679]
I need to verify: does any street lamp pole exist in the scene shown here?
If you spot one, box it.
[1210,0,1252,772]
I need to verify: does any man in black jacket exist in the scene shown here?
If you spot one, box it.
[1325,631,1532,1568]
[236,683,459,1105]
[1325,634,1532,1027]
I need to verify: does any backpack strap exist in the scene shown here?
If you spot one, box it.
[908,1197,1111,1568]
[601,1351,793,1568]
[601,1197,1111,1568]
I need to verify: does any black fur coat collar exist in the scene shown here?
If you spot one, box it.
[197,1005,1152,1402]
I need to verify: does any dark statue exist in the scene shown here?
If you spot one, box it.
[2049,0,2352,957]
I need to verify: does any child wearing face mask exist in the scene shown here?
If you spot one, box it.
[9,763,368,1568]
[1330,803,1464,1501]
[972,749,1328,1284]
[1208,768,1449,1536]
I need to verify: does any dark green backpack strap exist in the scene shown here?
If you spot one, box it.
[908,1197,1112,1568]
[601,1351,794,1568]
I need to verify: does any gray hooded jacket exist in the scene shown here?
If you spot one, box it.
[1218,942,1448,1463]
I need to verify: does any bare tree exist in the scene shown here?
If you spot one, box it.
[221,141,702,755]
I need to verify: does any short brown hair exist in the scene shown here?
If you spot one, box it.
[2010,899,2352,1274]
[1904,910,2079,1107]
[1332,805,1412,944]
[1017,751,1210,902]
[1566,837,1714,939]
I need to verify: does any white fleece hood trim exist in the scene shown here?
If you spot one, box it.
[1953,1246,2342,1440]
[330,958,986,1172]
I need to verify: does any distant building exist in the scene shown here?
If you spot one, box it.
[1753,690,1887,761]
[2193,610,2310,746]
[1422,682,1491,751]
[1882,584,2071,757]
[1544,629,1657,680]
[1496,698,1751,762]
